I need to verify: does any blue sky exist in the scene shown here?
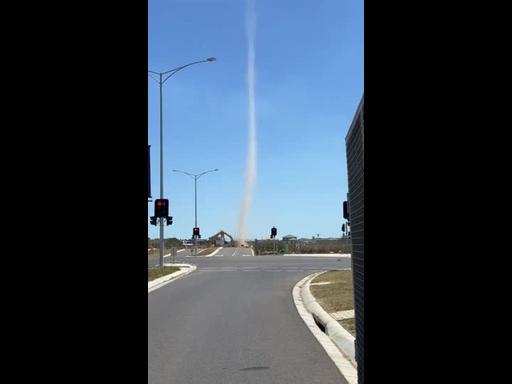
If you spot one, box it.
[148,0,363,240]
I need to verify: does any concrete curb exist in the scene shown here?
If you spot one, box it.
[148,264,197,293]
[302,271,357,366]
[293,273,358,384]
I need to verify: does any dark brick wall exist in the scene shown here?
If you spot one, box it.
[345,97,364,383]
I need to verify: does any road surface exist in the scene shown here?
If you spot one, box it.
[148,247,350,384]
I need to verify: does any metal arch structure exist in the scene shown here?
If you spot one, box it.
[209,230,234,245]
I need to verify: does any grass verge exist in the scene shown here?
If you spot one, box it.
[310,270,354,313]
[148,266,180,282]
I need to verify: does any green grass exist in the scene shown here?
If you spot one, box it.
[340,318,356,337]
[310,270,354,313]
[148,266,180,282]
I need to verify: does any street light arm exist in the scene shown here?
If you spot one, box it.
[197,168,219,179]
[148,73,160,83]
[149,57,215,84]
[161,58,216,83]
[172,169,195,178]
[162,60,207,75]
[161,62,206,84]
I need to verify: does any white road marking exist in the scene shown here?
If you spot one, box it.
[283,253,351,258]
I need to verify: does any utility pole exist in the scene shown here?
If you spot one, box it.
[148,57,216,266]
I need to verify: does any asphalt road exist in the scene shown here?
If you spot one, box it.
[148,247,351,384]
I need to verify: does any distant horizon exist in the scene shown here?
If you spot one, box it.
[149,235,346,241]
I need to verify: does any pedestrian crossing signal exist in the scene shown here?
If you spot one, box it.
[154,199,169,218]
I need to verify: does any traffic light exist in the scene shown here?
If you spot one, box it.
[193,227,200,238]
[150,216,157,226]
[154,199,169,218]
[343,201,349,220]
[271,227,277,239]
[166,216,173,226]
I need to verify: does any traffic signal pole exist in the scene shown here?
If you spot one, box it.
[149,58,216,268]
[159,73,165,268]
[194,176,197,229]
[271,227,277,255]
[194,175,197,256]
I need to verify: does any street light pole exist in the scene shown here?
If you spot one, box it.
[148,57,216,267]
[172,168,219,255]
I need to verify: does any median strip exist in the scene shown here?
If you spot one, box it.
[148,263,197,293]
[186,247,223,257]
[148,266,180,282]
